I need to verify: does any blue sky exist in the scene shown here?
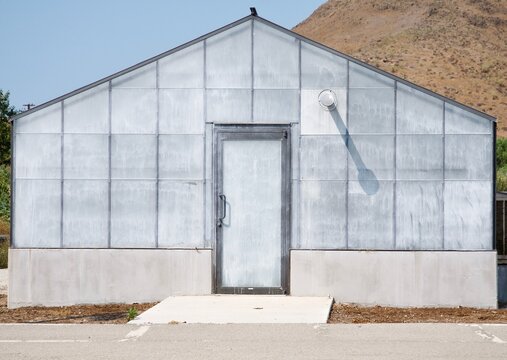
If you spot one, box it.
[1,0,324,109]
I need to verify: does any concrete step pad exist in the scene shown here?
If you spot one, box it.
[130,295,333,324]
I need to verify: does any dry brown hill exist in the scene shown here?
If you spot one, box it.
[293,0,507,135]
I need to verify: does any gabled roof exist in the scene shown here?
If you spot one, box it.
[12,14,496,122]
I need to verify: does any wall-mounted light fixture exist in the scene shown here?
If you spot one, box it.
[318,89,337,111]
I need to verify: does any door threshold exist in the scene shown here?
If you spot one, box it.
[216,287,287,295]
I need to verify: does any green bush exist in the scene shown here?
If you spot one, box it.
[498,138,507,192]
[498,169,507,192]
[497,138,507,169]
[127,307,138,321]
[0,165,10,223]
[0,165,9,268]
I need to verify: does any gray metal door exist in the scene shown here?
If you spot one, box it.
[215,125,290,294]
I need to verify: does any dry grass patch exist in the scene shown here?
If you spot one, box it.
[329,303,507,323]
[0,295,156,324]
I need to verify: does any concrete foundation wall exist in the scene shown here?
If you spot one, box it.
[291,250,497,308]
[8,249,212,308]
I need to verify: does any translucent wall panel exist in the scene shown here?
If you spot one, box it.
[204,180,213,247]
[206,21,252,89]
[14,180,61,248]
[396,135,443,180]
[159,42,204,88]
[445,135,492,180]
[112,62,156,88]
[63,180,108,248]
[158,181,204,247]
[204,124,213,246]
[300,136,347,180]
[159,89,204,134]
[253,21,299,89]
[348,135,394,181]
[205,123,213,180]
[111,89,157,134]
[159,135,203,179]
[301,42,347,89]
[64,134,109,179]
[444,181,492,249]
[291,180,300,248]
[396,181,443,249]
[64,84,109,133]
[206,89,251,123]
[445,103,492,134]
[397,83,443,134]
[16,134,61,179]
[349,62,394,88]
[300,181,346,248]
[16,102,61,133]
[111,135,157,179]
[290,125,300,181]
[253,90,299,123]
[111,180,156,248]
[348,181,394,249]
[348,88,395,134]
[301,89,347,135]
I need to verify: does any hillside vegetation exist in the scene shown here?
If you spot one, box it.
[0,91,11,268]
[293,0,507,135]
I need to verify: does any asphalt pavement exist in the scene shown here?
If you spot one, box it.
[0,323,506,359]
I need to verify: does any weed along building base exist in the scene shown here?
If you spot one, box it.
[9,13,497,308]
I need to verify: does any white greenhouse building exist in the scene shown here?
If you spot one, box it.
[9,14,497,308]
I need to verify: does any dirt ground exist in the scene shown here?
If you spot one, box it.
[329,303,507,324]
[2,294,507,324]
[0,295,156,324]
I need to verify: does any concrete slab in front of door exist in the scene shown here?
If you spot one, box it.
[129,295,333,324]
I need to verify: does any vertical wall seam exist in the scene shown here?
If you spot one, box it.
[297,139,302,249]
[211,125,216,292]
[213,129,220,292]
[298,39,302,124]
[108,81,112,248]
[442,101,446,250]
[345,60,350,249]
[250,19,254,123]
[393,81,397,249]
[285,126,291,292]
[298,40,303,249]
[10,116,16,247]
[493,121,497,251]
[297,39,302,249]
[155,60,160,248]
[60,101,64,248]
[203,40,208,247]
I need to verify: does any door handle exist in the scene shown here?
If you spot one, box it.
[217,194,227,227]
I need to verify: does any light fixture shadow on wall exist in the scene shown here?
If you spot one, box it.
[319,89,380,195]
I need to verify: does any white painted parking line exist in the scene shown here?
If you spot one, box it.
[0,340,90,343]
[119,325,150,342]
[468,325,506,344]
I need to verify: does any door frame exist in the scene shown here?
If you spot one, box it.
[213,124,291,295]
